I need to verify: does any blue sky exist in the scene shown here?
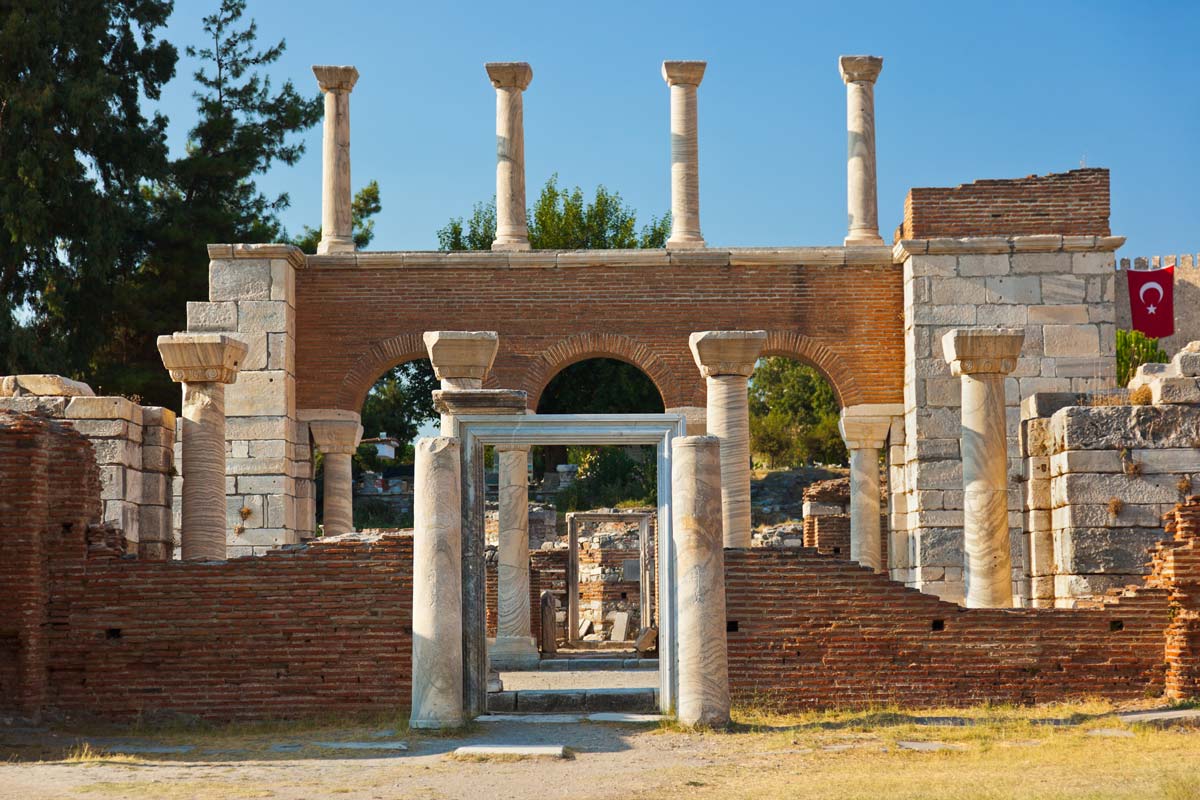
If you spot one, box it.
[155,0,1200,257]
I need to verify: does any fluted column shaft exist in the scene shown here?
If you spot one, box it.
[706,375,752,548]
[487,63,533,251]
[496,445,532,640]
[671,435,730,729]
[180,382,228,560]
[313,66,359,254]
[839,56,883,246]
[411,437,464,729]
[663,61,706,249]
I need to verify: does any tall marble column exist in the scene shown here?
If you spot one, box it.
[491,443,538,668]
[662,61,706,249]
[306,413,364,536]
[942,328,1025,608]
[423,331,500,434]
[157,333,247,561]
[486,62,533,252]
[838,404,902,572]
[410,436,465,730]
[688,330,767,548]
[671,435,730,729]
[312,65,360,254]
[838,55,884,246]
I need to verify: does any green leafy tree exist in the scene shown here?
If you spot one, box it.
[292,181,383,253]
[0,1,177,377]
[359,359,439,461]
[1116,328,1169,386]
[749,357,846,467]
[95,0,322,406]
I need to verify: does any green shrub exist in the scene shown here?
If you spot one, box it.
[1117,328,1168,386]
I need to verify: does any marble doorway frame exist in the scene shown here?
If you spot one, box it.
[456,413,687,716]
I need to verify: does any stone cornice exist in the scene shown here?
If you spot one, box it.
[893,234,1126,261]
[304,246,896,271]
[207,243,307,270]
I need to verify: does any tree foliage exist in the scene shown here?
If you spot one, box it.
[1116,328,1169,386]
[359,359,439,461]
[749,357,846,467]
[292,181,382,253]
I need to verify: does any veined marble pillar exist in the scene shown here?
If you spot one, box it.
[662,61,706,249]
[688,330,767,548]
[838,55,883,246]
[157,333,247,561]
[410,436,464,729]
[306,413,364,536]
[838,404,902,573]
[491,443,538,668]
[312,65,359,254]
[942,328,1025,608]
[671,435,730,729]
[486,62,533,252]
[423,331,500,434]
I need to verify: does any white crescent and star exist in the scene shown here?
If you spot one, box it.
[1139,281,1164,314]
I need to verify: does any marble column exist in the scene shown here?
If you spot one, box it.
[688,330,767,548]
[671,435,730,729]
[662,61,706,249]
[942,328,1025,609]
[838,404,902,572]
[422,331,500,434]
[486,62,533,252]
[838,55,884,246]
[491,443,538,668]
[312,65,359,254]
[157,333,247,561]
[307,414,364,536]
[410,436,465,730]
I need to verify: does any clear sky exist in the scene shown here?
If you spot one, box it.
[155,0,1200,258]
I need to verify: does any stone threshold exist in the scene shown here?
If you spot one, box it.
[537,658,659,671]
[487,688,659,714]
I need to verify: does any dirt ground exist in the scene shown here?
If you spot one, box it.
[2,701,1199,800]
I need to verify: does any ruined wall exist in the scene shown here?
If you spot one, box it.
[1115,254,1200,357]
[1148,495,1200,698]
[485,550,564,644]
[725,547,1170,710]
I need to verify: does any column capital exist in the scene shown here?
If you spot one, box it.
[300,410,363,455]
[485,61,532,90]
[423,331,499,381]
[942,328,1025,376]
[312,65,359,93]
[689,330,767,378]
[838,55,883,84]
[433,389,528,416]
[662,60,706,87]
[157,333,247,384]
[494,442,531,453]
[838,403,902,449]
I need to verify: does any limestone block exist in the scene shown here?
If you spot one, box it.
[248,439,287,459]
[930,276,986,305]
[233,331,268,371]
[904,276,931,307]
[141,472,170,506]
[913,526,964,566]
[906,255,958,277]
[1051,472,1183,506]
[99,466,125,501]
[977,305,1028,326]
[1051,502,1174,529]
[1051,405,1200,451]
[225,371,292,417]
[1028,305,1089,325]
[227,456,289,476]
[267,332,295,373]
[1086,275,1116,303]
[957,254,1010,276]
[1050,449,1122,476]
[1040,274,1087,304]
[1071,252,1114,274]
[142,423,172,448]
[1043,324,1098,357]
[1011,252,1070,274]
[1053,526,1165,573]
[1088,304,1116,324]
[65,396,143,423]
[1174,348,1200,377]
[209,259,271,301]
[1052,356,1112,378]
[0,374,94,397]
[186,301,237,332]
[227,415,292,440]
[69,418,132,439]
[270,259,296,304]
[104,499,139,541]
[238,300,293,334]
[912,304,977,326]
[265,493,295,529]
[91,437,142,468]
[231,528,290,546]
[231,440,249,458]
[985,276,1041,305]
[236,474,294,495]
[139,505,171,543]
[1151,377,1200,405]
[0,396,68,416]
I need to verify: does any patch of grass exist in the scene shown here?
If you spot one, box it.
[62,742,143,764]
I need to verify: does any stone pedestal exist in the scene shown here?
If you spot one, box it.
[305,412,364,536]
[490,443,538,668]
[423,330,500,432]
[688,330,767,547]
[671,435,730,728]
[410,436,465,729]
[486,62,533,252]
[157,333,247,561]
[943,328,1025,608]
[312,66,359,255]
[662,61,706,249]
[838,404,901,572]
[838,55,884,246]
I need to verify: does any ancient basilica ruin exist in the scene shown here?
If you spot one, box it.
[2,55,1199,728]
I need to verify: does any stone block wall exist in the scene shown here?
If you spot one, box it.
[894,234,1122,602]
[181,243,313,557]
[1116,253,1200,357]
[0,391,175,559]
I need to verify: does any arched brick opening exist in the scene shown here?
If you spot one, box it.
[520,333,680,411]
[758,330,863,408]
[332,333,429,411]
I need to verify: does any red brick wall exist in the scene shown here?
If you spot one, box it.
[725,548,1169,710]
[294,260,904,412]
[1147,495,1200,699]
[899,168,1110,240]
[44,534,414,721]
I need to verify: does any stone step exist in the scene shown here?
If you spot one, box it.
[487,687,659,714]
[538,658,658,671]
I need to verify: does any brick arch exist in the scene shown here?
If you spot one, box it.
[758,331,864,408]
[333,333,429,411]
[521,333,680,411]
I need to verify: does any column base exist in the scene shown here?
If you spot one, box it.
[409,716,465,730]
[317,235,355,254]
[666,235,706,250]
[844,232,884,246]
[487,636,540,669]
[491,239,531,251]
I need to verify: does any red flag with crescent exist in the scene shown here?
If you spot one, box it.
[1127,266,1174,339]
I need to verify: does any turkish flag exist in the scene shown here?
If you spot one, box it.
[1127,266,1175,339]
